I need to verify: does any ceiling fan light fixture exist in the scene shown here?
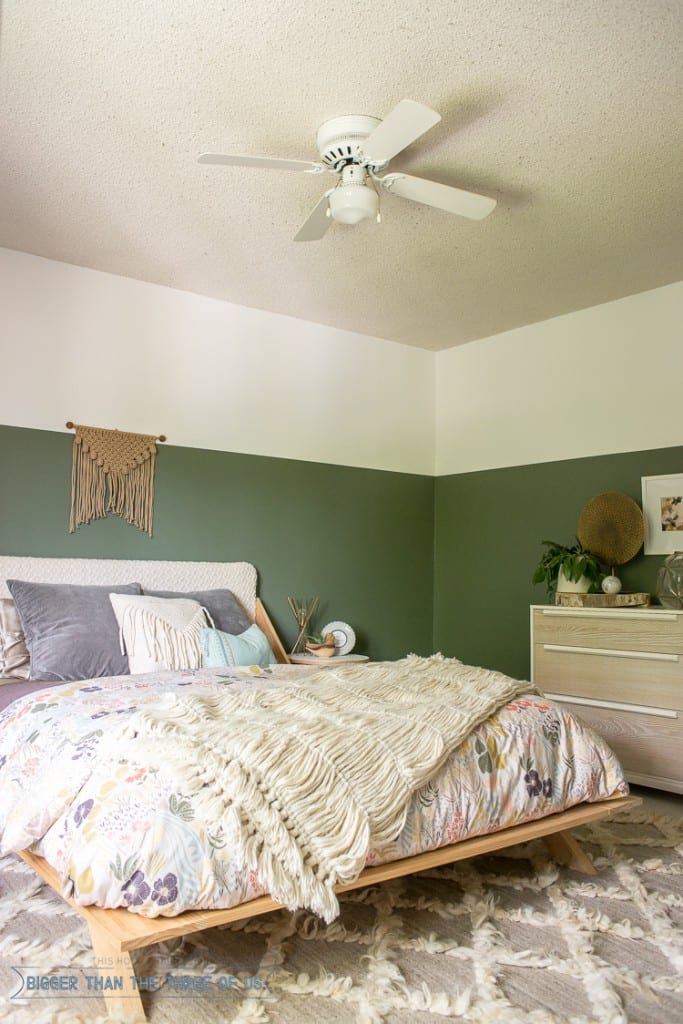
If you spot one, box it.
[328,183,379,225]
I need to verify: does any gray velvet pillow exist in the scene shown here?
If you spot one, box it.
[7,579,142,681]
[143,588,250,635]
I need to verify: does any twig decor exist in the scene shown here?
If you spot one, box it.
[287,596,318,655]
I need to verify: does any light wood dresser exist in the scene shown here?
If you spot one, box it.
[530,605,683,793]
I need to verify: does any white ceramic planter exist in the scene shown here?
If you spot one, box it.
[557,567,592,593]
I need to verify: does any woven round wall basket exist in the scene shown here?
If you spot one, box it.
[577,491,644,567]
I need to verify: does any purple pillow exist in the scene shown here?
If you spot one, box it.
[143,588,250,635]
[7,579,142,681]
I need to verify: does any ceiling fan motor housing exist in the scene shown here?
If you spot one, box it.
[316,114,387,170]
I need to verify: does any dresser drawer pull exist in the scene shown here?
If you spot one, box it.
[543,643,679,663]
[540,608,678,622]
[543,692,678,718]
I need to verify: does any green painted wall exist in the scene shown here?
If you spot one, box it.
[3,425,680,675]
[0,425,435,660]
[434,445,683,681]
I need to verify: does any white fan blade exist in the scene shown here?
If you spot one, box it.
[198,153,325,174]
[294,191,334,242]
[379,173,496,220]
[360,100,441,164]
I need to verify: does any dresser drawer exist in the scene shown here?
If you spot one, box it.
[533,607,683,654]
[533,643,683,711]
[548,697,683,793]
[530,604,683,793]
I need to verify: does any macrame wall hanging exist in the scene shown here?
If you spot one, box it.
[67,422,166,537]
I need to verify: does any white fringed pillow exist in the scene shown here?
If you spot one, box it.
[109,594,212,674]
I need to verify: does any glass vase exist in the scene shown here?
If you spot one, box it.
[656,551,683,609]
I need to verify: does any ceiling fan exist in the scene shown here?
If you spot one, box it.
[198,99,496,241]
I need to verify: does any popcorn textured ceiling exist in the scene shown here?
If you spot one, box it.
[1,1,681,350]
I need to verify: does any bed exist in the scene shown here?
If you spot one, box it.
[0,555,637,1022]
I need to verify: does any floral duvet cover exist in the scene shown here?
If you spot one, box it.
[0,664,627,917]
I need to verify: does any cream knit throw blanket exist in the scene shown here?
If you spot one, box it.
[114,655,537,921]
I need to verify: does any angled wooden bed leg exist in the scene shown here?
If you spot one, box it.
[87,921,147,1023]
[543,828,597,874]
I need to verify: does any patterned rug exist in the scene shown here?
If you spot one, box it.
[0,808,681,1024]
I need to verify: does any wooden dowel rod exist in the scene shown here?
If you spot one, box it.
[65,422,166,442]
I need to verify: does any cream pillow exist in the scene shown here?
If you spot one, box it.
[109,594,211,674]
[0,598,30,680]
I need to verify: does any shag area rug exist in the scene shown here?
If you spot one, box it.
[0,809,681,1024]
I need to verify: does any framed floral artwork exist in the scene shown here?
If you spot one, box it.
[641,473,683,554]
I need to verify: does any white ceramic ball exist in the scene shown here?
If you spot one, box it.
[601,575,622,594]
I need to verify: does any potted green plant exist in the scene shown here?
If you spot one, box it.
[532,539,604,597]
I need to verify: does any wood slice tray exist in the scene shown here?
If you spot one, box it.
[554,591,651,608]
[289,653,369,665]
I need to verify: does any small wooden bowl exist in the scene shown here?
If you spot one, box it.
[305,643,336,658]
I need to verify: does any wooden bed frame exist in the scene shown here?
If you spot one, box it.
[1,558,640,1020]
[19,794,640,1022]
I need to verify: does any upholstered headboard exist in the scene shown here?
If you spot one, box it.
[0,556,258,618]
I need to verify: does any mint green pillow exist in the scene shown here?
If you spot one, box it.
[201,624,275,668]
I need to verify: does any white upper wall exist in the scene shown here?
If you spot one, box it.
[2,248,681,479]
[0,248,435,475]
[435,281,683,476]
